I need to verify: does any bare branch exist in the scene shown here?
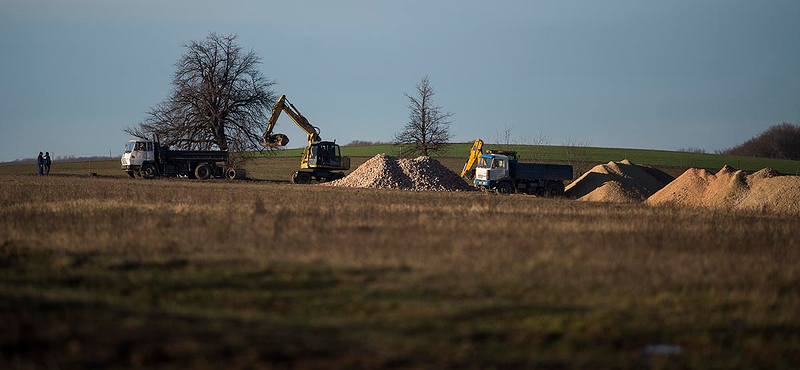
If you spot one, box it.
[394,76,454,157]
[128,32,276,156]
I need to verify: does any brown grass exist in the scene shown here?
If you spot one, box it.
[1,172,799,368]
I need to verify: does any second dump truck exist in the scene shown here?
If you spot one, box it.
[473,151,573,196]
[121,135,244,180]
[461,139,573,196]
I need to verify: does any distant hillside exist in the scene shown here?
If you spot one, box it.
[723,123,800,160]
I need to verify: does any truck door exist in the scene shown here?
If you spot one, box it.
[490,158,506,181]
[130,142,147,166]
[145,142,155,163]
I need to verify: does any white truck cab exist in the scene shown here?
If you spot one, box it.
[474,154,509,187]
[121,140,154,171]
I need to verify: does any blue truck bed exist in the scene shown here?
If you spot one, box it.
[515,163,573,181]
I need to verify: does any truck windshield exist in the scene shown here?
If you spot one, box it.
[478,157,492,168]
[125,142,135,153]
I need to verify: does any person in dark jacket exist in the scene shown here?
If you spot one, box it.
[43,152,51,175]
[37,152,43,176]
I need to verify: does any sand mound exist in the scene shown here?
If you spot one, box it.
[325,154,470,192]
[565,159,674,203]
[647,166,800,215]
[737,176,800,214]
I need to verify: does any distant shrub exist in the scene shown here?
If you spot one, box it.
[722,123,800,160]
[345,140,390,146]
[678,147,707,154]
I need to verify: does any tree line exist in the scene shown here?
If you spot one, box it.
[721,123,800,160]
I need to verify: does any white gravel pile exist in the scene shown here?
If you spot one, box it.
[325,154,470,192]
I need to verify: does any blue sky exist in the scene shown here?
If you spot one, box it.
[1,0,798,161]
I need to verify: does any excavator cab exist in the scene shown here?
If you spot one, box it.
[304,141,350,170]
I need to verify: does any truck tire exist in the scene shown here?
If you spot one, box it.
[141,164,156,179]
[496,181,514,195]
[127,171,135,178]
[194,164,212,180]
[546,182,564,197]
[225,168,247,180]
[133,170,143,179]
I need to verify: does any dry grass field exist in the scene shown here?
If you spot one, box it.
[1,170,799,369]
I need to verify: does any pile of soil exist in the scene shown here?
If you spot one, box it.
[647,166,800,215]
[564,160,674,203]
[325,154,470,192]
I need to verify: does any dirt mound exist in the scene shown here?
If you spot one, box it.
[565,159,674,203]
[737,176,800,214]
[647,166,800,215]
[325,154,470,192]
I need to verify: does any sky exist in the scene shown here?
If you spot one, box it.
[0,0,798,162]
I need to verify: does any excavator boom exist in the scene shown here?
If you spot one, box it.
[461,139,484,180]
[263,95,321,147]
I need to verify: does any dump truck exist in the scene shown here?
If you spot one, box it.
[120,136,244,180]
[262,95,350,183]
[473,151,573,196]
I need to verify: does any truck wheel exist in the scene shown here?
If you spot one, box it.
[133,170,143,179]
[546,183,564,197]
[497,182,514,195]
[194,164,212,180]
[127,171,135,178]
[141,164,156,179]
[226,168,237,180]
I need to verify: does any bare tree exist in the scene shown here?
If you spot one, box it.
[126,32,277,154]
[528,129,551,163]
[492,125,514,146]
[394,76,454,157]
[562,135,593,174]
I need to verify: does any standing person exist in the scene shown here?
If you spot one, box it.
[37,152,43,176]
[44,152,51,175]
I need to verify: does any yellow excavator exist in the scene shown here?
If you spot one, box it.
[461,139,484,180]
[263,95,350,184]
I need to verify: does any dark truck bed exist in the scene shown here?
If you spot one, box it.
[163,150,228,162]
[514,163,573,181]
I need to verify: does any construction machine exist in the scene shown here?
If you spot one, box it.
[121,134,245,180]
[461,139,519,180]
[460,139,484,180]
[461,138,571,195]
[262,95,350,183]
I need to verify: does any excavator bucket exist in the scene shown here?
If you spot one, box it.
[263,133,290,147]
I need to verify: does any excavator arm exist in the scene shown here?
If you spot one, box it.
[263,95,322,147]
[460,139,484,180]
